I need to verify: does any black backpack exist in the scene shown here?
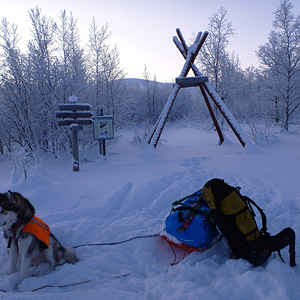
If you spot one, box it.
[201,178,296,267]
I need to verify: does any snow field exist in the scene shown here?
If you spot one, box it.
[0,125,299,299]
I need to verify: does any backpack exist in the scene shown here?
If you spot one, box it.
[163,190,215,251]
[201,178,296,267]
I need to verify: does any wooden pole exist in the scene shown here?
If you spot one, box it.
[148,31,208,147]
[71,126,80,171]
[97,106,106,156]
[175,29,224,144]
[202,84,246,147]
[148,28,250,149]
[56,96,92,171]
[173,30,248,147]
[199,84,224,144]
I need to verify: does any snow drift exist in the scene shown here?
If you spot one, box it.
[0,125,299,299]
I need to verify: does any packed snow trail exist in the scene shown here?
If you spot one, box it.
[0,125,299,299]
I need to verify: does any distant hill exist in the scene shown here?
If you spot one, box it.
[122,78,173,86]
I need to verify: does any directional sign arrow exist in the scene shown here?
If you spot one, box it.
[57,119,93,126]
[58,103,92,111]
[56,111,93,119]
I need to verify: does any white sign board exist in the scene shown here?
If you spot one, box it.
[93,116,114,140]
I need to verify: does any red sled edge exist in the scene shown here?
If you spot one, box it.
[160,231,211,253]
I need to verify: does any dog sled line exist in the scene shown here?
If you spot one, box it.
[0,178,296,291]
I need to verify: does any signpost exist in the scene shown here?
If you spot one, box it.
[56,96,93,171]
[92,107,114,156]
[93,116,114,140]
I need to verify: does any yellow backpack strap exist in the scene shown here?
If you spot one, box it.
[242,196,268,235]
[201,186,216,210]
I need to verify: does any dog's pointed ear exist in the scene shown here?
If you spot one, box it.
[7,191,18,205]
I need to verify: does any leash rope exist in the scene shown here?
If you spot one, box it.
[73,233,160,248]
[0,274,132,293]
[0,279,93,293]
[168,243,189,266]
[74,233,194,266]
[1,233,189,293]
[32,273,131,291]
[0,234,160,293]
[31,279,94,292]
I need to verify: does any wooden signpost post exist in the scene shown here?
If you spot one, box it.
[56,96,93,171]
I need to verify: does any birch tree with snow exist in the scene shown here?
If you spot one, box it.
[56,10,87,103]
[141,65,162,126]
[257,0,300,130]
[87,19,126,122]
[100,44,126,120]
[27,7,59,153]
[86,19,111,110]
[0,18,34,152]
[196,7,236,111]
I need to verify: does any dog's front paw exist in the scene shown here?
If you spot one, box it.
[7,272,19,291]
[31,263,50,276]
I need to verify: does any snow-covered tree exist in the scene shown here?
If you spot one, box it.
[241,66,264,121]
[257,0,300,130]
[0,18,35,152]
[27,7,59,153]
[56,10,87,103]
[0,8,130,158]
[194,7,262,125]
[54,10,89,151]
[197,7,236,101]
[100,45,126,120]
[86,19,110,110]
[87,19,125,123]
[140,65,162,126]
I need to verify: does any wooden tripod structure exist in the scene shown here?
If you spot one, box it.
[148,28,250,148]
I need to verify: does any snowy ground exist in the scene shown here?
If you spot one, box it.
[0,124,299,299]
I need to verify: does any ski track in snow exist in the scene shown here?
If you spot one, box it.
[0,125,299,299]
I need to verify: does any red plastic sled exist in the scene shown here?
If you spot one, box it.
[160,231,211,253]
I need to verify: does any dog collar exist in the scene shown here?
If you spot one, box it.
[9,222,21,236]
[7,237,13,248]
[7,222,21,248]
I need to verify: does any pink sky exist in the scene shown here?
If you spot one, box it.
[2,0,300,82]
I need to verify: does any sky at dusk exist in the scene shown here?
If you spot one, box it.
[1,0,300,82]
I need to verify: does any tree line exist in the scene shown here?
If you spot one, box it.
[0,0,299,159]
[197,0,300,132]
[0,7,127,157]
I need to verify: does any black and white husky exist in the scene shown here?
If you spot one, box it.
[0,191,77,286]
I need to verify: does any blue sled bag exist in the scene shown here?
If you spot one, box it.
[163,190,215,250]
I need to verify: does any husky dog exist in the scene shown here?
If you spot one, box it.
[0,191,77,286]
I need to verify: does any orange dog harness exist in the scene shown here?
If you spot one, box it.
[22,216,50,248]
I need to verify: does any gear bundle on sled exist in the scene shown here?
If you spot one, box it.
[161,179,296,267]
[160,190,216,253]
